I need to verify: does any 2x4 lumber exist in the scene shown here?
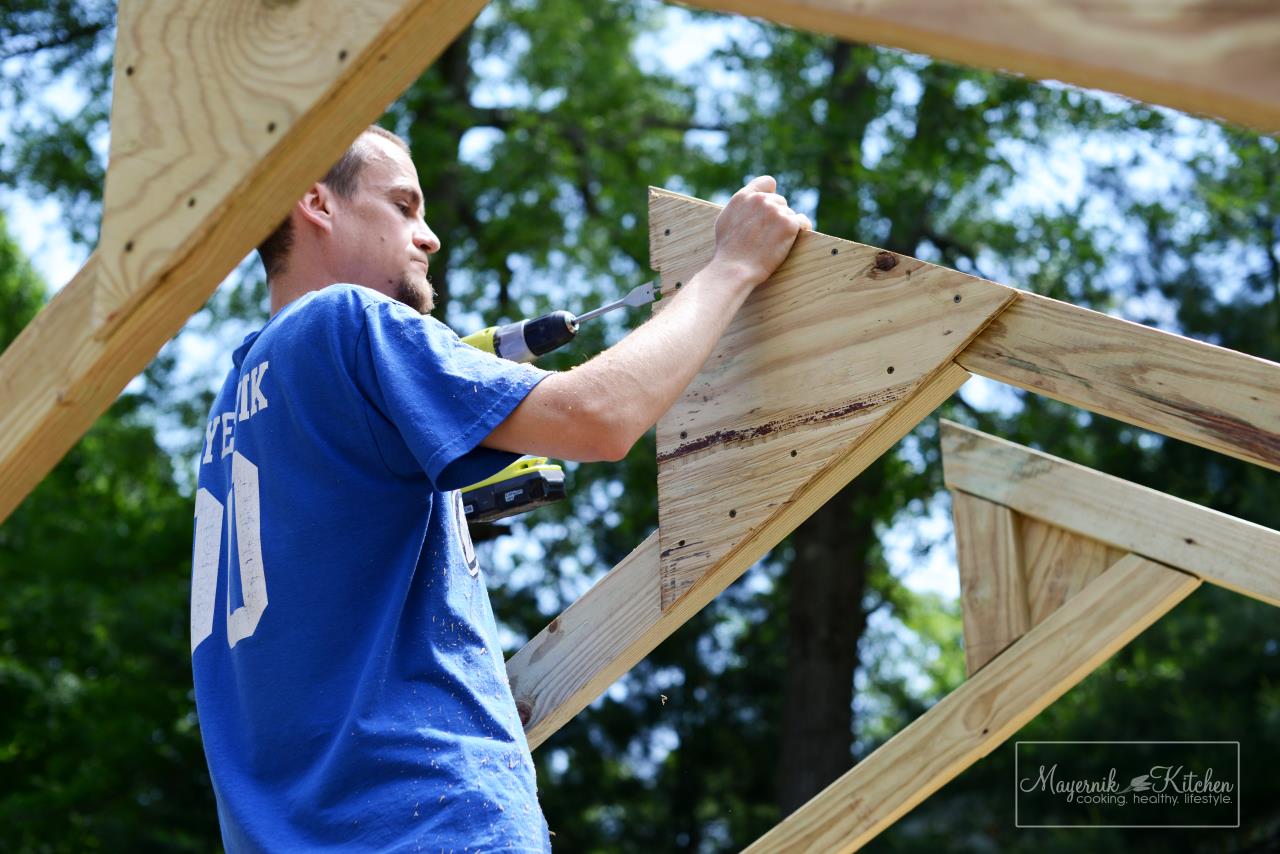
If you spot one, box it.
[950,491,1027,676]
[955,290,1280,473]
[941,421,1280,608]
[506,532,661,750]
[681,0,1280,132]
[744,554,1200,853]
[650,188,1014,610]
[0,0,488,525]
[508,362,973,749]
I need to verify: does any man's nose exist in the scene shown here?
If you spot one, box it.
[414,222,441,255]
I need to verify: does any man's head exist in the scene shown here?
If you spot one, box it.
[259,126,441,315]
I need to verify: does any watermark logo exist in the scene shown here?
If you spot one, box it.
[1015,741,1239,828]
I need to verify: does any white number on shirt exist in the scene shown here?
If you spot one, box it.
[191,451,270,653]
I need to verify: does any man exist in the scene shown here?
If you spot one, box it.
[191,124,809,851]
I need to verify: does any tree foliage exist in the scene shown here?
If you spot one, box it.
[1,0,1277,850]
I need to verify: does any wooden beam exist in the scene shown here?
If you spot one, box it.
[506,532,660,750]
[680,0,1280,132]
[950,491,1028,675]
[955,291,1280,473]
[509,362,972,748]
[651,189,1013,610]
[745,554,1200,853]
[0,0,488,524]
[942,421,1280,608]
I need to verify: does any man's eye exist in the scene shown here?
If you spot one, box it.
[397,203,411,214]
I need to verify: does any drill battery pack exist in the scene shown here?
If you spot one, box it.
[461,457,566,523]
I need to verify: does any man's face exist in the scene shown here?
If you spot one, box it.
[327,135,440,314]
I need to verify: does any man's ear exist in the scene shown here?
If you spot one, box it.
[297,182,335,233]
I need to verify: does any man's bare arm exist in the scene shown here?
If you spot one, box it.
[482,176,810,462]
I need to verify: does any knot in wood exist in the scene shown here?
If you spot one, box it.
[874,251,898,271]
[515,699,534,727]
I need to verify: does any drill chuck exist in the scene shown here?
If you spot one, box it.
[490,311,579,363]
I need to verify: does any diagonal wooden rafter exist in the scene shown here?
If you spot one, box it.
[509,362,971,749]
[0,0,488,525]
[680,0,1280,132]
[942,421,1280,608]
[955,293,1280,473]
[745,553,1200,853]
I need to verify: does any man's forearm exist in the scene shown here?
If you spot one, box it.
[570,260,755,455]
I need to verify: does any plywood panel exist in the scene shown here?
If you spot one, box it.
[651,189,1014,610]
[1021,517,1126,625]
[509,362,973,749]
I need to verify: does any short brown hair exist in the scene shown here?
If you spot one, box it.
[257,125,410,279]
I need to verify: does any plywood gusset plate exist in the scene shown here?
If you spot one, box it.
[950,486,1126,675]
[650,188,1014,610]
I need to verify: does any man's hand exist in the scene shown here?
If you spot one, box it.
[707,175,812,291]
[482,176,813,463]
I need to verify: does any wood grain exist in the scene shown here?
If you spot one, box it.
[942,421,1280,607]
[651,188,1014,609]
[956,291,1280,472]
[745,554,1200,853]
[0,0,486,524]
[680,0,1280,132]
[509,362,973,749]
[1020,517,1126,625]
[950,491,1028,675]
[506,533,661,750]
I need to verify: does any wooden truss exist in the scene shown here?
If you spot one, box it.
[1,0,1278,850]
[504,190,1278,850]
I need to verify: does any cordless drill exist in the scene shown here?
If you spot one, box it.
[458,282,657,523]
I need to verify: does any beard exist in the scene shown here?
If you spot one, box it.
[394,271,436,315]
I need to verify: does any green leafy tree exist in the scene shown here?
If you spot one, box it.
[2,1,1277,850]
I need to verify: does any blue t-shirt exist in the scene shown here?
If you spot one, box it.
[189,284,553,851]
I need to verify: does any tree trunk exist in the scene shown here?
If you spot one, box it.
[774,39,879,815]
[776,470,877,813]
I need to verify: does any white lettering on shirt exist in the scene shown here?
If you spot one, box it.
[203,417,218,464]
[204,359,273,468]
[250,362,270,415]
[220,412,236,459]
